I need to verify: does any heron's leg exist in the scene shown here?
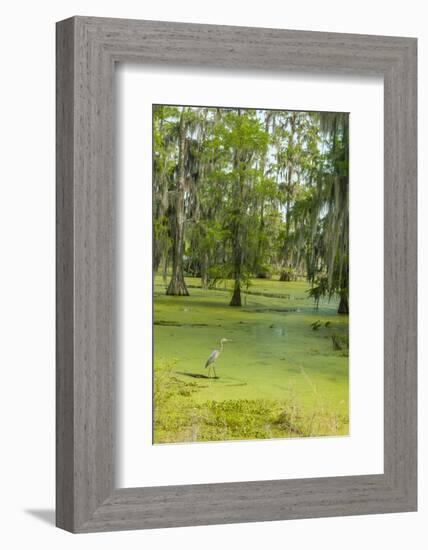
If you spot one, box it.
[207,366,211,379]
[213,366,217,379]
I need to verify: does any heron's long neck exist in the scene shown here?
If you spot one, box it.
[219,341,224,351]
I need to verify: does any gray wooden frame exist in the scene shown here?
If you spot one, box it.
[56,16,417,533]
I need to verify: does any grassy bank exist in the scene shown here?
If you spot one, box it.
[153,276,349,444]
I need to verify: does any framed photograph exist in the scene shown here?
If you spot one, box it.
[56,16,417,532]
[150,103,351,446]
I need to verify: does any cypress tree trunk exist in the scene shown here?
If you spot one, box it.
[338,294,349,314]
[153,247,162,273]
[230,278,242,306]
[254,202,265,276]
[201,251,209,290]
[166,109,189,296]
[338,268,349,314]
[229,111,243,307]
[282,113,296,270]
[230,223,242,306]
[162,252,168,285]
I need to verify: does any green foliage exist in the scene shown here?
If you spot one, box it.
[307,276,330,309]
[153,105,349,311]
[331,332,349,355]
[310,320,322,331]
[154,358,348,444]
[153,275,349,444]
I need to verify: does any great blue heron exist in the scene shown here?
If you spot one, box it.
[204,338,230,378]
